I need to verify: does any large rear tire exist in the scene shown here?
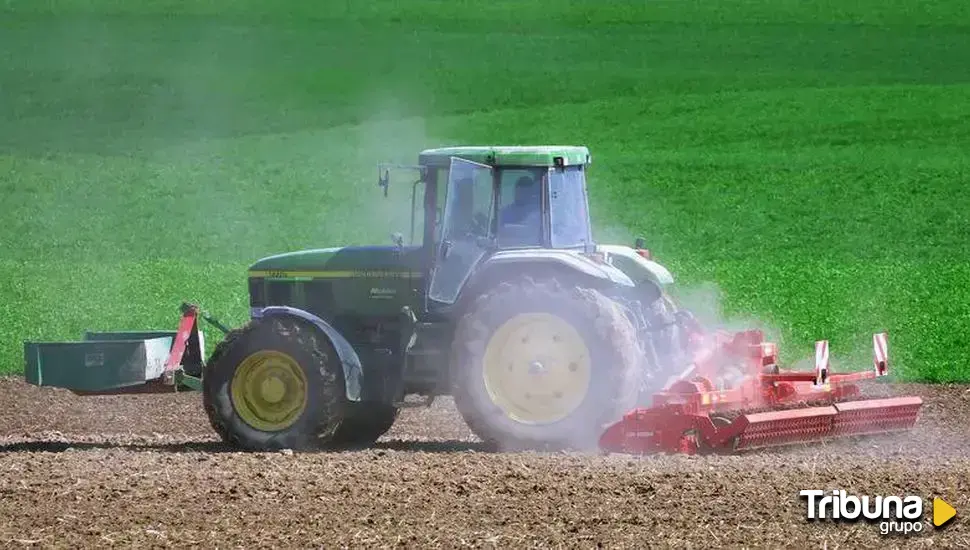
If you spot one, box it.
[202,316,346,451]
[450,277,641,450]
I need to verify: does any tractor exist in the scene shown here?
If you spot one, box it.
[205,146,688,450]
[24,145,921,454]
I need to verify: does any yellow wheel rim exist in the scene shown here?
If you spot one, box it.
[482,312,592,424]
[230,350,308,432]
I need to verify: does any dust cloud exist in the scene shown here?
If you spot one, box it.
[347,102,441,248]
[593,224,793,385]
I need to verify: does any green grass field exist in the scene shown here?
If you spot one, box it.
[1,0,968,380]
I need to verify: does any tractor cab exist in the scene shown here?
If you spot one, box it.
[389,146,596,307]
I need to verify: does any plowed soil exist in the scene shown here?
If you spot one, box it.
[0,378,968,549]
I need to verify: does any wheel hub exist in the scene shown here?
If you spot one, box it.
[260,376,286,404]
[528,360,546,375]
[482,312,592,425]
[230,350,308,432]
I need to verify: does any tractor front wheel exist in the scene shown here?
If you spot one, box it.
[202,316,346,451]
[450,277,642,450]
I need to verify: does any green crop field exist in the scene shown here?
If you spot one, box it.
[1,0,967,380]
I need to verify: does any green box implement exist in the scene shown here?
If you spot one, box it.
[24,303,206,395]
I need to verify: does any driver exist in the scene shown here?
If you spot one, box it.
[500,175,541,227]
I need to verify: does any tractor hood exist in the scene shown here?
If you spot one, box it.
[248,246,422,277]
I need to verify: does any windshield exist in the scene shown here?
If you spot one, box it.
[426,163,591,250]
[548,165,591,248]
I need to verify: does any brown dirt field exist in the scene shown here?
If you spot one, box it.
[0,377,968,549]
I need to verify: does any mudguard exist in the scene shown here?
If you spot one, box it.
[482,249,636,287]
[251,306,363,402]
[597,245,674,287]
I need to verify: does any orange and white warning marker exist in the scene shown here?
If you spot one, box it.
[873,332,889,376]
[814,339,830,386]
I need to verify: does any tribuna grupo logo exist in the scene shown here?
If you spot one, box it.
[800,490,924,535]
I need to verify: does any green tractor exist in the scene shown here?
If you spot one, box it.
[25,146,696,451]
[203,145,691,451]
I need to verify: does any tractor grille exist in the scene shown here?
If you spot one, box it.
[265,281,292,306]
[248,278,293,308]
[304,280,335,318]
[249,278,334,317]
[248,278,266,308]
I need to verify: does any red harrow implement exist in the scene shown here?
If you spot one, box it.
[599,330,922,455]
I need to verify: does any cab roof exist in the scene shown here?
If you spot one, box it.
[418,146,591,168]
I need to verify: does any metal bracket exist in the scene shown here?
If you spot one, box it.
[161,304,207,387]
[377,163,426,197]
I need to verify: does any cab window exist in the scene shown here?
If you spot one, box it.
[548,165,590,248]
[496,168,544,247]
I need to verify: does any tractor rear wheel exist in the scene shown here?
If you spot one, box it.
[202,316,346,451]
[450,277,641,450]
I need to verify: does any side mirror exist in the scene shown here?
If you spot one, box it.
[378,169,390,197]
[634,236,646,249]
